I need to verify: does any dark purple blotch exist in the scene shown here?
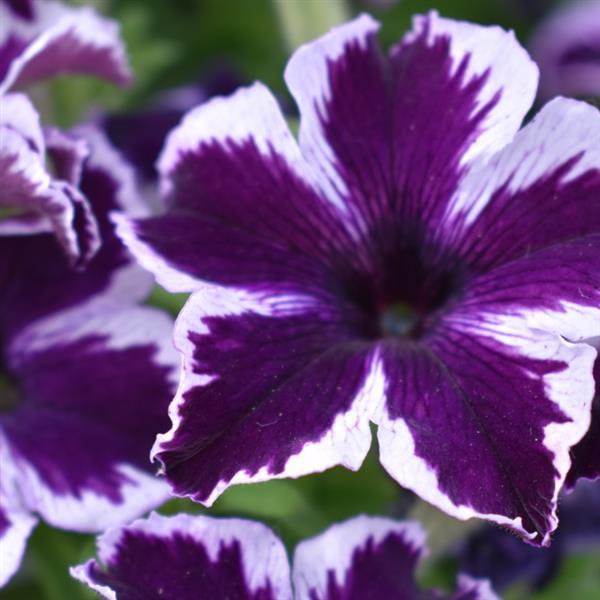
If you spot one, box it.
[89,530,275,600]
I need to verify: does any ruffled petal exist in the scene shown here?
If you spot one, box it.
[70,512,292,600]
[0,125,151,337]
[152,288,381,505]
[0,93,100,266]
[0,0,131,93]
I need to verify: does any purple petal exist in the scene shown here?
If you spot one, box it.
[376,239,600,545]
[285,12,537,220]
[566,352,600,488]
[151,289,380,505]
[0,0,131,93]
[118,82,351,295]
[292,515,498,600]
[529,0,600,100]
[446,98,600,271]
[0,125,152,336]
[70,512,292,600]
[1,303,177,532]
[0,93,100,266]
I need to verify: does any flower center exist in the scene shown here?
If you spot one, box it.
[0,373,19,412]
[379,302,421,338]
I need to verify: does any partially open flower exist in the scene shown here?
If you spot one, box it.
[0,93,100,266]
[117,13,600,546]
[71,512,498,599]
[0,128,178,587]
[0,0,133,265]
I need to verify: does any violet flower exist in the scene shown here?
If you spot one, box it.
[116,13,600,546]
[529,0,600,100]
[0,93,100,266]
[0,127,178,587]
[0,0,132,265]
[72,512,498,600]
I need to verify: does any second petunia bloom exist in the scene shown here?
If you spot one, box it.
[116,13,600,545]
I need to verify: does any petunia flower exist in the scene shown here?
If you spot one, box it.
[529,0,600,100]
[115,13,600,546]
[71,512,498,599]
[0,92,100,266]
[0,0,131,95]
[0,127,178,587]
[0,0,133,264]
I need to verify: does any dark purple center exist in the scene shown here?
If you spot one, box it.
[339,227,464,341]
[379,302,420,338]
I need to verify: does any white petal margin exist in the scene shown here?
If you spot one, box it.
[0,0,131,94]
[446,97,600,225]
[0,435,38,588]
[151,287,384,506]
[284,14,379,211]
[0,507,37,588]
[284,13,538,210]
[376,313,597,545]
[111,212,204,294]
[70,512,293,600]
[455,574,500,600]
[292,515,427,599]
[403,12,539,164]
[157,80,340,212]
[0,93,99,262]
[6,304,179,532]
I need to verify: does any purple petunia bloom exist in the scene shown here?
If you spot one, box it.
[529,0,600,100]
[0,0,132,265]
[71,512,498,600]
[116,13,600,545]
[0,92,100,266]
[0,127,178,587]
